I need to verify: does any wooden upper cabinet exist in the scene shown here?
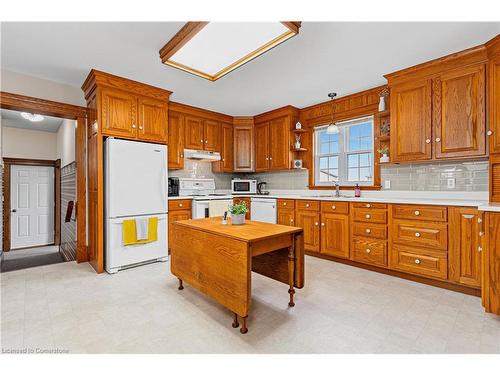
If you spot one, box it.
[137,96,168,143]
[433,64,486,159]
[168,111,184,170]
[101,87,137,138]
[390,79,433,162]
[489,56,500,154]
[321,213,349,258]
[184,116,205,150]
[233,123,254,172]
[448,207,481,288]
[204,119,220,151]
[269,116,290,170]
[213,122,233,173]
[254,122,270,171]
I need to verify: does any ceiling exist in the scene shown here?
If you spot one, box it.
[1,22,499,116]
[0,108,64,132]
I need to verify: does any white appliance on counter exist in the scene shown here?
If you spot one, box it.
[231,178,257,194]
[178,177,233,219]
[105,138,168,274]
[250,197,277,224]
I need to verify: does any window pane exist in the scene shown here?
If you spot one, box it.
[348,122,373,152]
[320,142,329,155]
[348,168,359,181]
[319,157,328,169]
[359,153,370,167]
[348,154,359,168]
[319,132,330,143]
[359,167,372,182]
[319,169,329,182]
[328,169,339,182]
[329,156,338,169]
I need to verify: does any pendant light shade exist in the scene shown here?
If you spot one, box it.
[326,123,339,134]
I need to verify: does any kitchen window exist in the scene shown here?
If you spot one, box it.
[314,115,374,186]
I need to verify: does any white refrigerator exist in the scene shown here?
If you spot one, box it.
[104,138,168,273]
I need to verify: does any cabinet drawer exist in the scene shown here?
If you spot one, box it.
[352,238,387,268]
[278,199,295,210]
[391,244,447,280]
[352,222,387,239]
[392,220,448,250]
[168,199,192,211]
[353,209,387,224]
[296,200,320,211]
[352,202,387,210]
[321,201,349,214]
[392,204,447,222]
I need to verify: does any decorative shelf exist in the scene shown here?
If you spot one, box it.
[291,147,308,152]
[292,129,308,133]
[379,135,390,142]
[376,110,390,117]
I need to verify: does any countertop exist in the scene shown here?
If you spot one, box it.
[168,190,497,210]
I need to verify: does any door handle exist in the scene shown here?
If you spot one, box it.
[11,209,17,213]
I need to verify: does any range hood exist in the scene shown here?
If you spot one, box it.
[184,148,221,161]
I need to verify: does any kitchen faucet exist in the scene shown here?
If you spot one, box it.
[335,183,340,197]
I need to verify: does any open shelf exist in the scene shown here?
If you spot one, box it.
[292,128,308,133]
[291,147,308,152]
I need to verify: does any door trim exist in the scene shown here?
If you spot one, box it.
[1,91,88,262]
[3,158,60,251]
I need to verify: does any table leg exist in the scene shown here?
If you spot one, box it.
[178,278,184,290]
[288,242,295,307]
[232,313,239,328]
[240,316,248,334]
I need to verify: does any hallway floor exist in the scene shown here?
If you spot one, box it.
[1,246,64,273]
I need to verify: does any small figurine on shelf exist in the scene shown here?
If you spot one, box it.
[380,118,390,137]
[295,121,302,130]
[378,146,390,163]
[378,87,389,112]
[294,134,302,149]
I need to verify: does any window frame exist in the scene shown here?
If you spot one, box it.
[314,115,375,187]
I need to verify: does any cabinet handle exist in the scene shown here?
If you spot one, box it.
[179,203,183,207]
[435,137,441,142]
[366,204,371,208]
[479,231,484,237]
[269,157,272,160]
[132,124,136,129]
[205,140,208,143]
[266,157,269,161]
[365,214,371,219]
[425,139,431,144]
[414,210,420,216]
[478,246,483,252]
[366,228,371,234]
[321,223,325,227]
[306,204,310,208]
[200,139,204,143]
[222,158,225,161]
[290,219,294,223]
[180,153,184,158]
[315,222,319,226]
[332,205,336,210]
[283,202,287,206]
[366,249,371,254]
[415,259,421,265]
[415,232,421,238]
[487,130,493,136]
[478,218,483,224]
[139,126,143,130]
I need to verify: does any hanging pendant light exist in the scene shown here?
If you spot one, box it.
[326,92,338,134]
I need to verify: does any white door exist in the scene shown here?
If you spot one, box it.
[105,138,167,218]
[10,165,55,249]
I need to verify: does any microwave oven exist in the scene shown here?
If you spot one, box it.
[231,179,257,194]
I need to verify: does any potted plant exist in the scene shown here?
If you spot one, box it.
[378,146,390,163]
[228,201,248,225]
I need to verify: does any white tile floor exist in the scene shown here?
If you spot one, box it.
[1,256,499,353]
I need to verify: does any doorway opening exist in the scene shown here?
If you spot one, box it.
[0,93,87,272]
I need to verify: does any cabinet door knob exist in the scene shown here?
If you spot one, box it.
[366,228,371,234]
[200,139,204,143]
[179,203,183,207]
[332,205,336,210]
[425,139,431,144]
[365,214,371,219]
[269,157,272,160]
[222,158,225,161]
[266,157,269,161]
[435,137,441,142]
[290,219,294,223]
[478,218,483,224]
[306,204,310,207]
[479,231,484,237]
[180,153,184,158]
[415,259,421,265]
[366,204,371,208]
[487,130,493,136]
[414,210,420,216]
[132,124,136,129]
[205,140,208,143]
[478,246,483,252]
[321,223,325,227]
[315,222,319,226]
[283,202,287,206]
[415,232,421,238]
[139,126,143,130]
[366,249,371,254]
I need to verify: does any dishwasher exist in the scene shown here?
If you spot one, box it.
[250,197,277,224]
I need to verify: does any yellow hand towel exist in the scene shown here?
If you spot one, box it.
[122,217,158,246]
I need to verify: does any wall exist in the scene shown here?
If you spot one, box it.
[1,126,57,160]
[56,119,76,167]
[169,159,233,189]
[0,69,85,106]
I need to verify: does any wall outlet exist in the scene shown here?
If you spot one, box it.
[447,178,456,189]
[384,180,391,189]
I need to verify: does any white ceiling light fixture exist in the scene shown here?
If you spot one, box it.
[20,112,44,122]
[159,22,301,81]
[326,92,339,134]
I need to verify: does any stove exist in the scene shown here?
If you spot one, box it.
[178,178,233,218]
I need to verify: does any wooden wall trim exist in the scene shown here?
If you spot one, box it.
[254,105,300,123]
[169,101,233,123]
[159,22,209,62]
[2,165,11,252]
[0,91,87,119]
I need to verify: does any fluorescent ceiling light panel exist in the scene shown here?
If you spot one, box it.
[160,22,300,81]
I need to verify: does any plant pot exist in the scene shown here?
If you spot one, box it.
[231,213,246,225]
[380,154,390,163]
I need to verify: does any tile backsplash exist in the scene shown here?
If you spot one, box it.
[380,160,489,191]
[169,159,233,189]
[241,169,309,190]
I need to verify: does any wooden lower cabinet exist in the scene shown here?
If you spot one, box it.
[391,244,448,280]
[168,199,192,251]
[233,197,251,219]
[320,213,349,258]
[352,238,387,268]
[295,209,320,252]
[448,207,481,288]
[278,209,295,226]
[483,212,500,314]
